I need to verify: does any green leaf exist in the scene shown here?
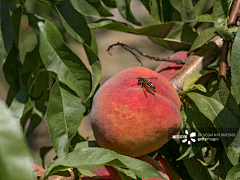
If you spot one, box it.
[159,140,193,180]
[169,0,193,21]
[226,163,240,180]
[187,92,240,166]
[231,26,240,105]
[218,78,240,120]
[0,27,8,72]
[181,84,206,95]
[46,80,85,157]
[0,0,13,53]
[3,43,21,92]
[82,44,101,101]
[56,2,97,53]
[183,70,216,91]
[191,103,220,148]
[188,14,214,23]
[26,71,49,136]
[28,14,92,100]
[89,19,198,51]
[0,100,33,180]
[77,168,103,178]
[70,0,113,18]
[25,71,49,136]
[221,146,234,175]
[115,0,141,26]
[11,6,23,47]
[212,164,227,180]
[102,0,116,8]
[140,0,172,23]
[44,148,165,179]
[183,151,212,180]
[40,146,53,169]
[70,132,87,150]
[115,166,137,180]
[21,45,40,83]
[6,87,16,106]
[9,84,32,126]
[189,27,216,53]
[213,0,234,40]
[198,147,220,168]
[189,0,212,18]
[56,2,102,101]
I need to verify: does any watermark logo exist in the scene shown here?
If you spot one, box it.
[171,128,238,147]
[182,130,196,145]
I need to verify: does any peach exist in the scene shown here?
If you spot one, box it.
[91,67,182,157]
[155,51,188,80]
[81,165,122,180]
[137,155,170,180]
[155,153,181,180]
[81,155,169,180]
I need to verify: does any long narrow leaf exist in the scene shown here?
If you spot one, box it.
[28,14,92,100]
[46,80,85,157]
[44,148,165,179]
[89,19,198,51]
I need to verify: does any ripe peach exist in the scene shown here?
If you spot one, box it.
[91,67,182,157]
[81,155,169,180]
[155,51,188,80]
[155,153,180,180]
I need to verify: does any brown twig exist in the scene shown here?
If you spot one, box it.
[219,40,229,81]
[107,42,186,66]
[219,0,240,80]
[228,0,240,27]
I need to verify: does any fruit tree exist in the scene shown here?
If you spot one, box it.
[1,0,240,180]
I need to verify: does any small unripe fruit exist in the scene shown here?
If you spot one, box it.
[91,67,182,157]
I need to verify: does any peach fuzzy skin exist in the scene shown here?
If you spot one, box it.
[155,51,188,80]
[91,67,182,157]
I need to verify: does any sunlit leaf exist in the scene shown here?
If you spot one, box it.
[187,92,240,166]
[226,163,240,180]
[213,0,234,40]
[189,27,216,53]
[183,70,216,91]
[44,148,165,179]
[28,14,92,100]
[231,26,240,105]
[70,0,112,18]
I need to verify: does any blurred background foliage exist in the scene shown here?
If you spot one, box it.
[0,0,176,166]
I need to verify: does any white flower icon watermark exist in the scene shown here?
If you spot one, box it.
[182,130,196,145]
